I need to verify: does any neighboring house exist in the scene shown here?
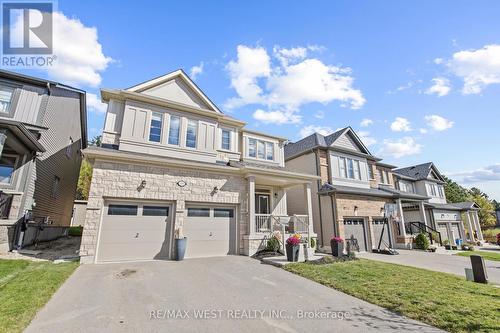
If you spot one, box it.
[0,70,87,251]
[285,128,483,252]
[284,127,430,251]
[393,163,484,243]
[79,70,316,263]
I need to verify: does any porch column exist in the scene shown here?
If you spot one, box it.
[458,220,467,242]
[465,211,475,242]
[396,199,406,237]
[473,211,484,241]
[248,176,256,236]
[418,201,428,227]
[303,182,314,239]
[0,129,7,158]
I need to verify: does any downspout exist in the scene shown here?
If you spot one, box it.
[314,149,325,247]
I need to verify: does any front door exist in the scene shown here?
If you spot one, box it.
[255,194,270,214]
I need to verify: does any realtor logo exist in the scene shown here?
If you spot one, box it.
[2,2,53,54]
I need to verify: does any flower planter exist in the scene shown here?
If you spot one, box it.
[331,240,344,257]
[175,237,187,261]
[285,244,299,262]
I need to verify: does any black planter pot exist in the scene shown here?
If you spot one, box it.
[175,238,187,261]
[285,244,299,262]
[331,241,344,257]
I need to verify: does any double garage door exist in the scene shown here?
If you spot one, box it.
[343,219,368,252]
[96,201,235,262]
[437,222,462,243]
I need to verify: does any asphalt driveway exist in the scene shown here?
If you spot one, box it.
[26,256,442,333]
[358,249,500,284]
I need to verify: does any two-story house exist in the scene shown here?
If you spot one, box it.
[393,163,484,244]
[0,70,87,251]
[79,70,317,263]
[284,127,430,252]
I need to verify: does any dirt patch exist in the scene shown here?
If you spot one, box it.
[0,236,81,261]
[115,269,137,279]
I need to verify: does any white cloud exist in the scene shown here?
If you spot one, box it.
[450,164,500,183]
[299,125,334,138]
[225,45,365,124]
[40,12,113,87]
[425,77,451,97]
[379,137,422,158]
[434,58,444,65]
[253,109,301,125]
[357,131,377,146]
[390,117,412,132]
[425,115,454,131]
[447,44,500,94]
[225,45,271,108]
[419,128,428,134]
[86,93,107,113]
[314,110,325,119]
[190,62,204,80]
[360,118,373,127]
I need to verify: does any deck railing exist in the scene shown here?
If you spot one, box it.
[254,214,309,234]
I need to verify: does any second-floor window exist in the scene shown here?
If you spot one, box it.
[339,157,361,180]
[186,120,197,148]
[368,164,374,179]
[221,129,231,150]
[399,181,413,193]
[248,138,274,161]
[168,116,180,145]
[379,169,389,184]
[438,186,444,198]
[149,112,162,143]
[0,84,14,114]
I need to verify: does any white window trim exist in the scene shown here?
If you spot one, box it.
[220,128,232,151]
[246,137,276,162]
[185,119,198,149]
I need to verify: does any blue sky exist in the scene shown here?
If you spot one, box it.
[11,0,500,200]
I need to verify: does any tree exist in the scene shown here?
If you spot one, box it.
[469,188,496,228]
[492,199,500,210]
[443,176,470,203]
[76,159,93,200]
[89,135,102,147]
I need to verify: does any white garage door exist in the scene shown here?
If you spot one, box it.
[184,205,236,258]
[343,218,368,252]
[96,201,172,262]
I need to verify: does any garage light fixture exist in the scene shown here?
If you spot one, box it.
[137,180,146,191]
[213,186,219,193]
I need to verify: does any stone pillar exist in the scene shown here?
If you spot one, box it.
[303,182,314,240]
[0,129,7,158]
[458,220,467,242]
[248,176,255,236]
[465,211,475,242]
[396,199,406,237]
[419,201,428,227]
[473,211,484,241]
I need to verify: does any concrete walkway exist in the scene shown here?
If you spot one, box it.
[358,249,500,284]
[26,256,443,333]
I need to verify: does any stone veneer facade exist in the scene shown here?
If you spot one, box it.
[79,159,250,263]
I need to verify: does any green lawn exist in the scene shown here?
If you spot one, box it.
[0,259,78,333]
[285,259,500,333]
[455,250,500,262]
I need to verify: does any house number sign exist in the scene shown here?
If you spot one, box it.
[177,180,187,187]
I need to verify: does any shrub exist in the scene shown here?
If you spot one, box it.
[415,233,430,250]
[310,237,316,249]
[461,243,475,251]
[68,226,83,237]
[266,237,280,252]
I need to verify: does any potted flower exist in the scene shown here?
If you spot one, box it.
[174,226,187,261]
[285,234,301,262]
[443,239,451,250]
[330,236,344,257]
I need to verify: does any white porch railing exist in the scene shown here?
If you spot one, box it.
[254,214,309,234]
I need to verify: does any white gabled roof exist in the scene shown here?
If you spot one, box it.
[126,69,222,113]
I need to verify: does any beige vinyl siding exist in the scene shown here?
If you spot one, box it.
[31,87,83,226]
[331,132,362,152]
[13,86,45,124]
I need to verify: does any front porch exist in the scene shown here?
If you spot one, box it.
[243,173,315,256]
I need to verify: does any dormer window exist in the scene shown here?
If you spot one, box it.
[186,120,197,148]
[221,129,231,150]
[339,157,361,180]
[149,112,162,143]
[0,84,14,114]
[168,116,180,145]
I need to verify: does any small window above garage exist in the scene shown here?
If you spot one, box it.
[108,205,138,216]
[214,208,234,218]
[187,208,210,217]
[143,206,169,216]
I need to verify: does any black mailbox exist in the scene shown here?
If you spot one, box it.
[470,255,488,284]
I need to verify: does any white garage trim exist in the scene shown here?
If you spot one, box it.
[95,199,175,263]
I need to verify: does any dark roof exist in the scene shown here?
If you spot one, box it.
[393,162,434,180]
[319,183,429,201]
[284,131,336,159]
[425,202,479,211]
